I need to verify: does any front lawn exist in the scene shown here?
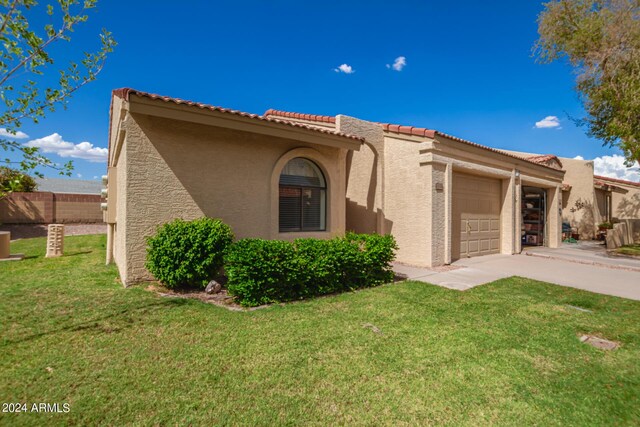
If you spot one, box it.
[1,235,639,425]
[615,244,640,257]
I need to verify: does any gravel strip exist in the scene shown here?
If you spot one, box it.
[0,223,107,241]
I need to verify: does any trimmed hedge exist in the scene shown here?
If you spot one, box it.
[225,233,397,306]
[146,218,234,289]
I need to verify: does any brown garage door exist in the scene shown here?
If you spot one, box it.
[452,172,501,260]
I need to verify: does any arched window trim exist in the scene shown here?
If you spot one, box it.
[279,157,327,232]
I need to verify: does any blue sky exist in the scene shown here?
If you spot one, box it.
[5,0,640,181]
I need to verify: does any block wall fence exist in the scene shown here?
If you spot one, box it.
[0,192,103,224]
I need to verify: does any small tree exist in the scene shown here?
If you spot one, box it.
[0,166,36,197]
[0,0,116,175]
[535,0,640,164]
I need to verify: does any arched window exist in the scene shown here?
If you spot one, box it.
[279,158,326,232]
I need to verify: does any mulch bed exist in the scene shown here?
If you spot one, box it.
[145,284,263,311]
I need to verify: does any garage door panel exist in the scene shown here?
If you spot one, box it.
[452,173,501,261]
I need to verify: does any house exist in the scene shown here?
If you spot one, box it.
[499,151,640,239]
[105,88,570,286]
[105,89,362,284]
[0,177,103,224]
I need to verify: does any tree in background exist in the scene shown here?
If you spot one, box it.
[0,0,115,176]
[535,0,640,163]
[0,166,36,197]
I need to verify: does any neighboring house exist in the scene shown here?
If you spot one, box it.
[106,88,566,285]
[35,177,102,195]
[0,178,103,224]
[501,151,640,239]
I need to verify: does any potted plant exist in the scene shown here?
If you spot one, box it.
[598,222,613,231]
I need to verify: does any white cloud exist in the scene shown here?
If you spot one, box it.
[573,155,585,160]
[24,133,108,163]
[590,154,640,182]
[93,175,98,180]
[77,173,83,178]
[334,64,355,74]
[0,128,29,139]
[535,116,561,129]
[386,56,407,71]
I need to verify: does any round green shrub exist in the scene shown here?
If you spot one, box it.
[146,218,234,289]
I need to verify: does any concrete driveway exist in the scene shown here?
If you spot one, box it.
[394,242,640,301]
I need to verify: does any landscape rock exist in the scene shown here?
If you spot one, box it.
[579,334,619,350]
[205,280,222,294]
[362,323,383,335]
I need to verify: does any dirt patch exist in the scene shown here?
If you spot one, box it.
[1,223,107,241]
[607,249,640,260]
[145,284,265,311]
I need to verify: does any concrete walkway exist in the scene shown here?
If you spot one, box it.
[394,245,640,301]
[523,241,640,271]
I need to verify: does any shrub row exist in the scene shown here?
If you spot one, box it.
[225,233,397,307]
[145,218,398,306]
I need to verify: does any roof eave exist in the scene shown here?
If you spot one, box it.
[126,94,362,151]
[433,132,565,175]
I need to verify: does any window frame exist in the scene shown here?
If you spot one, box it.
[278,158,327,233]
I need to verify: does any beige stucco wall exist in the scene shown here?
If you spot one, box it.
[113,136,128,283]
[611,181,640,220]
[383,136,433,265]
[337,118,564,267]
[114,113,349,285]
[559,157,601,239]
[607,219,640,248]
[338,115,386,235]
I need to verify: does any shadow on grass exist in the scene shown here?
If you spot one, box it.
[1,298,188,347]
[64,250,93,257]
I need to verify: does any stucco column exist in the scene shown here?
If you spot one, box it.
[444,162,453,264]
[500,170,517,255]
[425,162,448,267]
[514,173,522,253]
[106,223,114,265]
[547,186,562,248]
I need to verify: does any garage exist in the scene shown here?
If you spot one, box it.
[452,172,501,260]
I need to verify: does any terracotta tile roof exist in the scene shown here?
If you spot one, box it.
[381,125,563,171]
[524,154,563,170]
[265,109,562,172]
[527,154,561,163]
[380,123,436,138]
[594,175,640,188]
[263,109,336,124]
[112,88,363,142]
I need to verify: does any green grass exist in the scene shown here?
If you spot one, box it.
[1,235,640,426]
[616,244,640,257]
